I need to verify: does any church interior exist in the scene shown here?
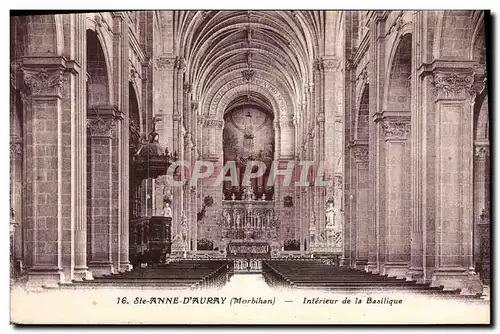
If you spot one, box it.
[10,10,490,296]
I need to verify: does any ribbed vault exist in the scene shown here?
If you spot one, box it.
[175,10,324,119]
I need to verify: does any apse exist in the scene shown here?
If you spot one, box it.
[222,101,275,201]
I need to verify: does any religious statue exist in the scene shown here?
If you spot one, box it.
[310,211,316,228]
[163,202,172,218]
[235,212,241,228]
[223,210,231,227]
[180,212,188,242]
[325,201,335,228]
[231,193,236,201]
[242,179,255,200]
[261,193,266,201]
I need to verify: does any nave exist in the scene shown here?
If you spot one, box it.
[47,259,485,300]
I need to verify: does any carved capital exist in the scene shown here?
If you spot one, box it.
[475,146,489,158]
[22,68,65,97]
[432,71,475,100]
[316,113,325,124]
[322,56,341,71]
[155,56,176,71]
[279,115,295,128]
[87,118,115,137]
[203,119,224,129]
[314,58,323,71]
[191,101,198,111]
[356,66,368,82]
[10,142,23,158]
[175,57,186,71]
[352,145,368,163]
[381,119,410,140]
[335,175,343,189]
[129,67,139,81]
[172,111,182,122]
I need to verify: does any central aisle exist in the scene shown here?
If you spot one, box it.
[220,274,275,293]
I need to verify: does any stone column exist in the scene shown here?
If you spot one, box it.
[380,117,411,278]
[352,144,369,269]
[10,136,23,271]
[429,69,483,294]
[87,113,119,276]
[201,119,224,243]
[72,15,94,280]
[21,57,68,286]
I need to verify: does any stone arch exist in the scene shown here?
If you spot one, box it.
[471,15,486,67]
[205,77,292,122]
[24,14,62,55]
[384,33,412,112]
[355,85,369,141]
[203,70,294,119]
[129,80,143,133]
[86,29,111,107]
[433,10,475,60]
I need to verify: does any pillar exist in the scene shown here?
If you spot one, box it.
[429,68,483,294]
[22,57,69,286]
[87,110,121,276]
[352,144,369,269]
[380,117,411,278]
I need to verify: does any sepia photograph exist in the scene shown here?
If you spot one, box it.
[8,8,492,325]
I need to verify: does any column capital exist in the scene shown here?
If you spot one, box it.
[173,111,182,122]
[184,82,192,94]
[279,115,295,128]
[87,117,116,138]
[22,56,67,98]
[475,145,489,158]
[322,56,342,72]
[155,56,177,71]
[432,70,475,100]
[10,141,23,159]
[351,145,368,163]
[191,101,199,112]
[381,118,411,141]
[175,56,187,71]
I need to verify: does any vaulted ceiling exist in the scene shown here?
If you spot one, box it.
[174,11,325,118]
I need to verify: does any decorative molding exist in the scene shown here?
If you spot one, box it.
[352,145,369,163]
[87,118,115,137]
[381,119,411,140]
[22,68,65,96]
[432,71,475,99]
[155,57,176,71]
[241,69,255,82]
[203,119,224,129]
